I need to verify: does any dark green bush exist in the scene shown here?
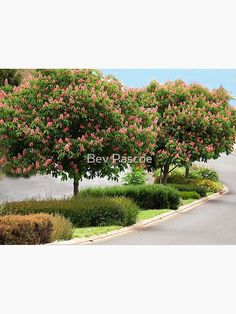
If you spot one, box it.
[80,184,180,210]
[75,197,139,227]
[0,214,53,245]
[0,197,139,227]
[170,184,207,197]
[179,191,201,200]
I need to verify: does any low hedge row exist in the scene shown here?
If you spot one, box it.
[167,177,223,193]
[179,191,201,200]
[170,184,207,197]
[80,184,180,210]
[0,213,73,245]
[0,197,139,227]
[155,175,222,194]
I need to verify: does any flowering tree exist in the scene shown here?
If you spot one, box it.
[0,69,157,195]
[145,80,236,184]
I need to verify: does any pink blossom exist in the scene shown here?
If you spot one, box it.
[64,144,71,152]
[119,128,127,134]
[35,161,40,170]
[34,117,40,123]
[58,164,63,171]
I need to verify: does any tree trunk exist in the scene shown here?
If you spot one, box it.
[159,170,163,184]
[185,165,190,178]
[162,164,169,185]
[73,178,79,197]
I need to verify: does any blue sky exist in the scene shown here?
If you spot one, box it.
[102,69,236,106]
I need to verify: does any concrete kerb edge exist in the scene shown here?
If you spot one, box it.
[54,184,229,245]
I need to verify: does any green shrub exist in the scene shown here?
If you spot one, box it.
[75,197,139,227]
[122,167,147,185]
[189,167,219,181]
[50,214,73,242]
[0,214,53,245]
[170,184,207,197]
[179,191,201,200]
[80,184,180,210]
[1,197,139,227]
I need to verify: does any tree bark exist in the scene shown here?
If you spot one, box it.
[159,169,163,184]
[185,165,190,178]
[73,178,79,197]
[162,164,169,185]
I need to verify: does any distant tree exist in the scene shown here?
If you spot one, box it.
[145,80,236,184]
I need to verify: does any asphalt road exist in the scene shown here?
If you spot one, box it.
[95,151,236,245]
[0,170,153,202]
[0,174,124,202]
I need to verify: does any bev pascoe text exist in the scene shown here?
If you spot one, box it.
[87,154,152,164]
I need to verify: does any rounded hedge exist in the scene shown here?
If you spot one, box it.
[0,214,53,245]
[179,191,201,200]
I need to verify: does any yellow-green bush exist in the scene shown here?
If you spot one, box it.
[194,179,223,193]
[50,214,73,242]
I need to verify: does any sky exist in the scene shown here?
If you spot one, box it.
[102,69,236,106]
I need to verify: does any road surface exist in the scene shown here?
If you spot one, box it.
[0,170,153,202]
[95,151,236,245]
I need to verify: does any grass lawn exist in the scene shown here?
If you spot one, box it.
[72,209,169,238]
[137,209,169,221]
[182,198,197,205]
[73,225,122,238]
[207,192,214,196]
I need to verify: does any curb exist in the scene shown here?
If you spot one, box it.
[53,185,229,245]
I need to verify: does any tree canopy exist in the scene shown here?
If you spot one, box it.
[0,69,158,194]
